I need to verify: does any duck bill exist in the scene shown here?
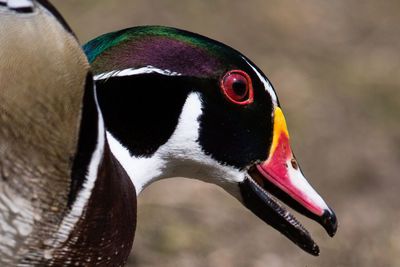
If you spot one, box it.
[239,107,337,255]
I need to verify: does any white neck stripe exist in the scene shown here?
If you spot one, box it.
[94,66,182,81]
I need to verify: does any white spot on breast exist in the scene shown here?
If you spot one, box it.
[12,218,32,236]
[43,249,53,260]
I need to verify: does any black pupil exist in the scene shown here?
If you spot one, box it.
[232,79,247,97]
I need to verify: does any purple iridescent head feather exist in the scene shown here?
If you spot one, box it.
[83,26,241,78]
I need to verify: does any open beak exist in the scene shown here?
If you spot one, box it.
[239,107,337,255]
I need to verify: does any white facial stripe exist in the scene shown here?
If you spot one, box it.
[242,57,278,107]
[107,92,244,196]
[94,65,182,81]
[45,85,106,250]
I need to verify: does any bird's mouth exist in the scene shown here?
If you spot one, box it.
[239,107,337,256]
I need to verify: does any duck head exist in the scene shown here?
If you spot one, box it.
[84,26,337,255]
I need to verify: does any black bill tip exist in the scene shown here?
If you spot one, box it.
[320,209,338,237]
[247,165,338,240]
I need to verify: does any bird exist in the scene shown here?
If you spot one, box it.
[83,25,338,256]
[0,1,135,266]
[0,1,337,266]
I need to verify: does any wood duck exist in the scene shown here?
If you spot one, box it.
[0,1,135,266]
[84,25,337,256]
[0,1,337,266]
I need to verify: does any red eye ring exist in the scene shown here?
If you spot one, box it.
[221,70,254,105]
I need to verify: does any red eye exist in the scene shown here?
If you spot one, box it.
[221,70,254,105]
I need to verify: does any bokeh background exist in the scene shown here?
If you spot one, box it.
[52,1,400,266]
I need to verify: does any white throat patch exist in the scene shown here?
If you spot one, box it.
[107,92,244,195]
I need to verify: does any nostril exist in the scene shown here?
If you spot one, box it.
[291,158,298,170]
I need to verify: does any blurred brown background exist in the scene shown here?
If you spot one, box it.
[52,1,400,266]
